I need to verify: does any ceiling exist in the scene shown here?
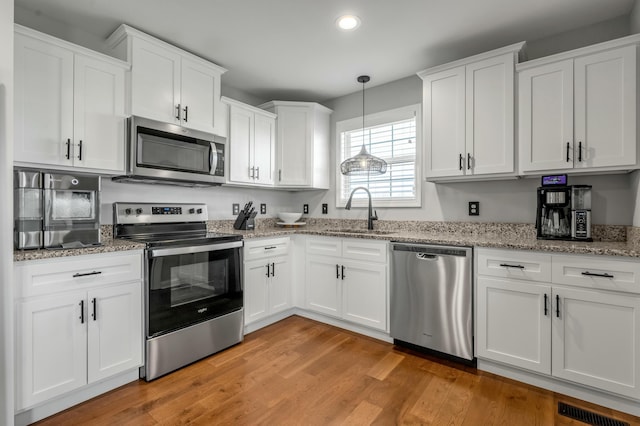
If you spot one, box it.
[14,0,636,102]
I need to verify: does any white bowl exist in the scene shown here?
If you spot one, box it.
[278,212,302,223]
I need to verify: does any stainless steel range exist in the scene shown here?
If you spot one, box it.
[114,202,244,381]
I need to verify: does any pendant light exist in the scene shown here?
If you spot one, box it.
[340,75,388,176]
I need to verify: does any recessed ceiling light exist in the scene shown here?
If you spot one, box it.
[336,15,361,31]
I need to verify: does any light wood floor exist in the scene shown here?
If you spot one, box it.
[35,316,640,425]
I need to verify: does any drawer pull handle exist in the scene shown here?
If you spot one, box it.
[79,300,85,324]
[336,264,340,279]
[265,246,277,250]
[581,271,614,279]
[73,271,102,278]
[91,298,97,321]
[341,265,346,280]
[271,262,275,277]
[544,294,548,316]
[499,263,525,269]
[265,264,270,277]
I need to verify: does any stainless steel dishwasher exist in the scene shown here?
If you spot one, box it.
[390,243,474,361]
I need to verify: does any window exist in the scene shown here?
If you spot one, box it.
[336,104,421,208]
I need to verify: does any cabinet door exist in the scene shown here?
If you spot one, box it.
[87,282,142,383]
[574,46,636,169]
[14,34,74,166]
[518,60,574,172]
[253,113,275,185]
[269,256,291,314]
[552,287,640,399]
[181,57,225,135]
[276,105,311,186]
[422,66,466,178]
[244,259,270,324]
[466,54,514,175]
[130,37,181,124]
[305,255,340,318]
[73,54,126,172]
[341,260,387,331]
[16,292,87,410]
[476,277,551,374]
[228,105,254,184]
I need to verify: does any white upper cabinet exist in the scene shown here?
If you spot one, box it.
[107,24,228,137]
[518,36,640,174]
[259,101,332,189]
[14,25,127,173]
[223,97,276,186]
[418,42,524,181]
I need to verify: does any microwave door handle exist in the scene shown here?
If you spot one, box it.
[149,240,243,258]
[209,143,218,174]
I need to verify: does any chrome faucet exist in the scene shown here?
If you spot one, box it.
[345,186,378,230]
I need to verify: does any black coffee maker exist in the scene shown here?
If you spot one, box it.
[536,175,592,241]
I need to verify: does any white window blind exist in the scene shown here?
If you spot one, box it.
[336,104,421,208]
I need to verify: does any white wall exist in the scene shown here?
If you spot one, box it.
[1,0,14,423]
[101,179,297,224]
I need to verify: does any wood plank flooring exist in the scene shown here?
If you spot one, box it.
[35,316,640,425]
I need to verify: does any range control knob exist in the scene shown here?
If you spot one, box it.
[197,208,203,214]
[124,208,132,215]
[189,208,195,214]
[135,208,143,215]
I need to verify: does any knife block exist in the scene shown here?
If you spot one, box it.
[233,211,256,230]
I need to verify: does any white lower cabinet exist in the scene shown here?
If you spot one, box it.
[243,237,292,325]
[305,237,388,332]
[477,248,640,400]
[14,251,143,411]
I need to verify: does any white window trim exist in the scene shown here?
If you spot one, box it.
[335,104,422,209]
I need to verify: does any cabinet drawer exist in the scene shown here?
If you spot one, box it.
[244,237,290,261]
[306,237,342,257]
[342,239,388,263]
[477,249,551,282]
[552,254,640,294]
[15,251,143,298]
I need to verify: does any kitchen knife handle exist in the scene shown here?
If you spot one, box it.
[78,140,83,161]
[459,153,463,170]
[66,138,71,160]
[183,105,188,122]
[91,298,97,321]
[566,142,570,162]
[79,300,85,324]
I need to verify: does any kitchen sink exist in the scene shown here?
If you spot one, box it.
[325,229,395,235]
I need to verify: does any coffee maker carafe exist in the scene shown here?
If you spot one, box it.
[537,186,571,239]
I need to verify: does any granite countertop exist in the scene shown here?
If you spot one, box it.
[14,220,640,261]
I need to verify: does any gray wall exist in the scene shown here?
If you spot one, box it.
[1,0,13,423]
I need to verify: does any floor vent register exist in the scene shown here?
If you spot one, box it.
[558,402,629,426]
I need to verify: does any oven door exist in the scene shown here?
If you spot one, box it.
[146,240,243,338]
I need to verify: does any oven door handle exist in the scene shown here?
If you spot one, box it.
[148,240,243,258]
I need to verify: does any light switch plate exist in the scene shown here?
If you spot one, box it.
[322,204,328,214]
[303,204,309,214]
[260,203,266,214]
[232,204,239,215]
[469,201,479,216]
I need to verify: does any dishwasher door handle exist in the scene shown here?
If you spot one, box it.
[416,253,438,260]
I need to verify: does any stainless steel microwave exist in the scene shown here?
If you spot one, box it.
[114,116,226,187]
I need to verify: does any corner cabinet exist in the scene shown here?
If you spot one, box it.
[418,42,525,181]
[107,24,228,137]
[14,25,128,174]
[14,251,143,411]
[243,237,292,326]
[223,97,276,186]
[476,248,640,401]
[259,101,332,189]
[518,35,640,174]
[304,237,388,331]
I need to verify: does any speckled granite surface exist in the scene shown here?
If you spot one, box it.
[14,220,640,261]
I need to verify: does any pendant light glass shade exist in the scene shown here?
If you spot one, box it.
[340,75,388,176]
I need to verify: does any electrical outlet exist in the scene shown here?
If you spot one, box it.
[322,203,328,214]
[303,204,309,214]
[232,203,239,215]
[469,201,480,216]
[260,203,266,214]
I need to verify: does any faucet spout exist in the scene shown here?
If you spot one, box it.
[344,186,377,230]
